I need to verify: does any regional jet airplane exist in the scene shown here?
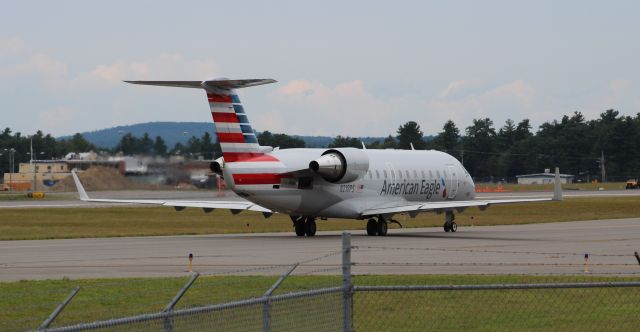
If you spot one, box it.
[72,78,562,237]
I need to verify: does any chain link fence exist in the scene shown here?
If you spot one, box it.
[5,232,639,331]
[354,282,640,331]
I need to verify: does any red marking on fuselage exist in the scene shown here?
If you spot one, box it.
[232,173,281,185]
[223,152,280,162]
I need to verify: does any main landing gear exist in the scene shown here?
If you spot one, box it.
[291,216,316,237]
[443,211,457,233]
[366,217,388,236]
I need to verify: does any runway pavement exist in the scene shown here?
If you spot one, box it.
[1,218,639,281]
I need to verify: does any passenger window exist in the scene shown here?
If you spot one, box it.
[421,170,425,178]
[413,170,418,179]
[429,170,433,179]
[383,170,388,179]
[376,170,380,179]
[398,170,402,179]
[436,170,441,179]
[405,170,410,179]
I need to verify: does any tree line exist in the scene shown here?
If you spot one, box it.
[327,109,640,181]
[2,109,639,180]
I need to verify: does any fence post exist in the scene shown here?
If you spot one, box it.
[262,263,298,332]
[38,286,81,331]
[163,273,200,332]
[342,232,353,332]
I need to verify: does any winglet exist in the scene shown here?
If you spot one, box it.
[553,167,562,201]
[71,169,89,201]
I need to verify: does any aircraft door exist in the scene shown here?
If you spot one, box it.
[446,165,458,199]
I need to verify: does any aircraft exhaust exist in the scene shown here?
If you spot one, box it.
[309,153,345,182]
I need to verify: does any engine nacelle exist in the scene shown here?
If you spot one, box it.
[210,157,224,176]
[309,148,369,183]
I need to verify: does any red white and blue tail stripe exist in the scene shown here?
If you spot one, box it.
[124,78,278,163]
[206,90,277,162]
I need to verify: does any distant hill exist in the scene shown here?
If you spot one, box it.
[59,122,215,149]
[59,121,430,149]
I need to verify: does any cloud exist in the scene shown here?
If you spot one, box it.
[72,54,219,87]
[0,49,221,135]
[0,54,68,78]
[257,78,547,136]
[36,107,84,134]
[0,53,69,89]
[422,80,540,132]
[439,79,481,98]
[265,79,402,136]
[0,37,26,56]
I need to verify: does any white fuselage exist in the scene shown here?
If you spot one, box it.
[223,148,475,219]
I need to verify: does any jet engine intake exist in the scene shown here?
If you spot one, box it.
[309,148,369,183]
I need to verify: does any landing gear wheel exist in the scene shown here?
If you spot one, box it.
[294,220,305,237]
[305,218,317,237]
[377,221,388,236]
[444,211,456,233]
[366,219,378,236]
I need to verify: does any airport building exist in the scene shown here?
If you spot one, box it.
[2,159,124,191]
[516,170,574,184]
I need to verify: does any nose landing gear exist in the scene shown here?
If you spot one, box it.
[291,216,317,237]
[443,211,457,232]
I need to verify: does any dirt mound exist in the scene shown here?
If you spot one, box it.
[52,166,153,191]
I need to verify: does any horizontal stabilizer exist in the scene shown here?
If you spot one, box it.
[124,78,277,91]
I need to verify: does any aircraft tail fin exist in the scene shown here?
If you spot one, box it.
[125,78,277,162]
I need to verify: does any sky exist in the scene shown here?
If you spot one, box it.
[1,0,639,138]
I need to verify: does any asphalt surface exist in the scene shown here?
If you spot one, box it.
[1,218,639,281]
[1,189,639,208]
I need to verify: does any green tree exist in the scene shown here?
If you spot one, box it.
[396,121,425,149]
[139,133,153,155]
[153,136,167,156]
[115,133,139,155]
[462,118,497,178]
[381,135,397,149]
[257,131,305,149]
[432,120,460,156]
[329,136,362,148]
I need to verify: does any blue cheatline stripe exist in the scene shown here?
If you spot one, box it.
[237,114,250,124]
[243,134,258,143]
[231,95,241,103]
[233,105,245,114]
[240,124,254,133]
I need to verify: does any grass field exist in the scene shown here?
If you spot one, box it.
[0,192,74,201]
[1,274,638,331]
[476,181,630,191]
[1,196,640,240]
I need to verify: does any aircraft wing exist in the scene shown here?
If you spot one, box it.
[360,197,553,217]
[71,170,272,214]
